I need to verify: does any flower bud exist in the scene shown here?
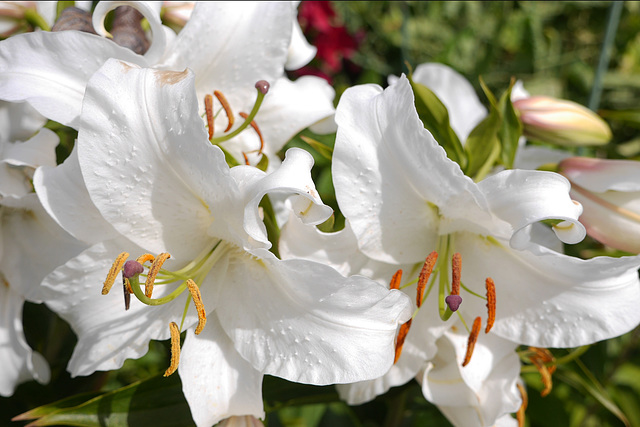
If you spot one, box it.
[513,96,612,147]
[558,157,640,253]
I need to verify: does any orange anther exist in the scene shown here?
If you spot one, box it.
[164,322,181,377]
[136,253,155,265]
[417,251,438,308]
[103,252,129,295]
[242,151,250,165]
[462,316,481,367]
[451,252,461,296]
[528,352,553,397]
[239,112,265,155]
[214,90,234,132]
[145,253,171,298]
[389,269,403,290]
[485,277,496,333]
[186,279,207,335]
[516,383,528,427]
[204,94,214,139]
[394,319,412,364]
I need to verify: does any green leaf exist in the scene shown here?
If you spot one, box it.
[317,214,335,233]
[408,77,466,169]
[256,153,270,172]
[556,369,630,427]
[13,392,103,421]
[300,135,333,161]
[463,107,501,180]
[497,79,523,169]
[20,374,193,427]
[216,144,240,167]
[599,109,640,129]
[263,375,340,413]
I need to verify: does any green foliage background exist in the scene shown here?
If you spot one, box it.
[4,1,640,426]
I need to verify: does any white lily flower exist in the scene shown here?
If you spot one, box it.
[0,102,86,396]
[281,75,640,425]
[0,1,335,166]
[35,59,412,426]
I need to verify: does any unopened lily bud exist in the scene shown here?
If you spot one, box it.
[559,157,640,253]
[0,1,47,36]
[513,96,612,147]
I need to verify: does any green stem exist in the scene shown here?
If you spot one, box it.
[128,275,187,306]
[24,8,50,31]
[210,88,266,144]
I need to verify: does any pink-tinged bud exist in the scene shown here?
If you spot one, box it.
[0,2,36,37]
[161,1,194,29]
[513,96,612,147]
[559,157,640,253]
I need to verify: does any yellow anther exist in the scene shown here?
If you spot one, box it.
[145,253,171,298]
[186,279,207,335]
[462,316,482,367]
[136,253,155,265]
[214,90,234,132]
[394,319,412,364]
[164,322,181,377]
[204,94,214,139]
[485,277,496,333]
[516,383,528,427]
[103,252,129,295]
[389,269,403,290]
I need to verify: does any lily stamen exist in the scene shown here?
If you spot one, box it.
[485,277,496,333]
[394,319,412,364]
[462,316,481,367]
[210,80,269,145]
[186,279,207,334]
[417,251,437,308]
[204,94,214,139]
[451,252,461,296]
[528,349,553,397]
[239,111,265,155]
[145,253,171,298]
[214,90,235,132]
[389,269,403,290]
[164,322,181,377]
[103,251,129,295]
[242,151,250,165]
[516,383,528,427]
[136,253,155,265]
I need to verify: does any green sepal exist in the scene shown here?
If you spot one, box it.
[463,104,501,180]
[256,153,269,172]
[14,374,194,427]
[408,76,467,169]
[496,78,523,169]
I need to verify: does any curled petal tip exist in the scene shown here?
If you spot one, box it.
[445,294,462,312]
[255,80,270,95]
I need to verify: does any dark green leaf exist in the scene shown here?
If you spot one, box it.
[300,135,333,161]
[497,79,523,169]
[408,77,466,169]
[463,108,501,179]
[22,374,193,427]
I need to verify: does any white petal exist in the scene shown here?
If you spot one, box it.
[560,157,640,192]
[0,193,87,301]
[34,144,118,245]
[512,145,572,171]
[41,240,200,376]
[216,249,412,385]
[180,318,264,427]
[160,2,291,101]
[333,76,490,264]
[231,148,332,247]
[0,100,46,143]
[0,285,50,396]
[1,128,57,169]
[411,63,487,142]
[0,31,145,128]
[456,232,640,348]
[421,330,521,427]
[78,59,243,260]
[92,1,167,64]
[478,169,585,247]
[285,10,317,70]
